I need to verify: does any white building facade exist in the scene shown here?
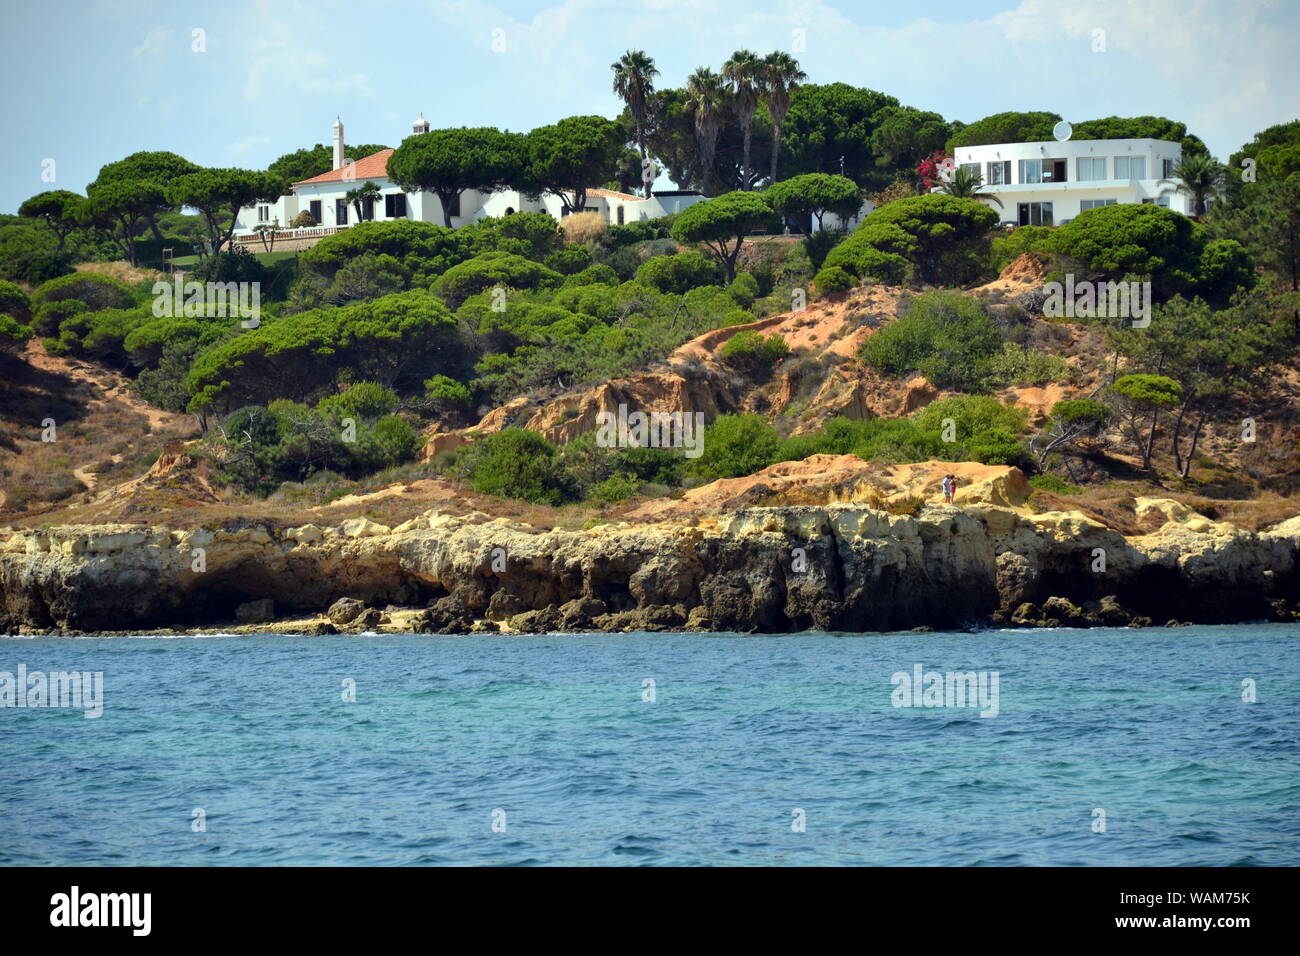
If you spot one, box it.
[950,138,1192,225]
[232,116,703,244]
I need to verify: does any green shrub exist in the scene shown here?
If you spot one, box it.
[688,413,781,481]
[0,313,33,353]
[32,271,137,312]
[825,194,999,286]
[423,374,472,409]
[317,381,399,420]
[562,263,620,288]
[462,427,573,504]
[813,265,854,299]
[728,272,760,307]
[0,280,31,324]
[634,250,724,294]
[986,342,1070,388]
[589,473,642,504]
[431,251,562,309]
[913,395,1030,465]
[861,291,1002,391]
[544,244,594,276]
[720,330,790,374]
[1030,473,1083,495]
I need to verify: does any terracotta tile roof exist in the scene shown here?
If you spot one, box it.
[587,187,646,201]
[294,148,394,186]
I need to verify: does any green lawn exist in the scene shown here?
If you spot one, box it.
[169,250,298,267]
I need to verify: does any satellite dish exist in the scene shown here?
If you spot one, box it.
[1053,121,1073,142]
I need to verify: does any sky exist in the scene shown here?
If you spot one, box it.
[1,0,1297,213]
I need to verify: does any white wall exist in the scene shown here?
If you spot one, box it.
[950,138,1192,223]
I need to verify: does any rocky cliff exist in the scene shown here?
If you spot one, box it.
[3,496,1298,635]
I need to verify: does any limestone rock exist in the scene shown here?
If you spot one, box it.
[235,598,275,624]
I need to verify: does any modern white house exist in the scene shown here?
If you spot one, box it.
[949,137,1192,225]
[232,115,704,245]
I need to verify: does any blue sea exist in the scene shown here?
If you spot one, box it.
[2,625,1298,866]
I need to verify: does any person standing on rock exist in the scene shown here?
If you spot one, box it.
[942,474,955,504]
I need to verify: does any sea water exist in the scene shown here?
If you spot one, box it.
[2,625,1297,866]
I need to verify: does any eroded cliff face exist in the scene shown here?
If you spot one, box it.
[2,503,1298,635]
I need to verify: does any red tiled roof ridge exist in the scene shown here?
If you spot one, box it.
[294,148,395,185]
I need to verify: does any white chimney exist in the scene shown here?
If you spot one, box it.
[332,116,345,170]
[413,112,430,135]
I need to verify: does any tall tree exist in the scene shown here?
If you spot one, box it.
[761,51,806,184]
[685,68,728,195]
[165,169,286,255]
[722,50,765,190]
[85,181,167,265]
[670,190,773,282]
[521,116,625,216]
[92,151,199,239]
[18,190,85,252]
[611,50,659,197]
[387,127,523,227]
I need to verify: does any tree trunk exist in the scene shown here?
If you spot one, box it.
[741,119,753,191]
[1141,405,1160,470]
[1179,407,1208,478]
[1169,399,1192,476]
[769,122,782,185]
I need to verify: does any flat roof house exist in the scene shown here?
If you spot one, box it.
[950,137,1192,226]
[232,116,703,246]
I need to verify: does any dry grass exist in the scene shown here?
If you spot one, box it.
[559,211,608,245]
[74,261,166,285]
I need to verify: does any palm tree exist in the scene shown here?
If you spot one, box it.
[935,166,1003,208]
[722,49,765,190]
[685,67,727,195]
[762,51,806,185]
[1159,153,1226,219]
[611,50,659,197]
[346,181,383,224]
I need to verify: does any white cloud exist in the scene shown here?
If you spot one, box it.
[131,25,172,59]
[241,0,375,101]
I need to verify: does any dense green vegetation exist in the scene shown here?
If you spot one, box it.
[6,64,1299,513]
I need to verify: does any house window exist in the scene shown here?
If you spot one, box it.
[616,205,625,225]
[361,197,374,221]
[1157,196,1170,208]
[1162,158,1176,178]
[986,161,1010,185]
[1017,202,1053,226]
[1077,157,1107,181]
[1019,158,1066,184]
[309,200,322,224]
[960,162,981,179]
[335,199,348,225]
[384,193,407,218]
[257,205,270,222]
[448,193,460,217]
[1080,199,1117,211]
[1115,156,1146,179]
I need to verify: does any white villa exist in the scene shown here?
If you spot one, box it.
[233,116,703,245]
[950,137,1192,226]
